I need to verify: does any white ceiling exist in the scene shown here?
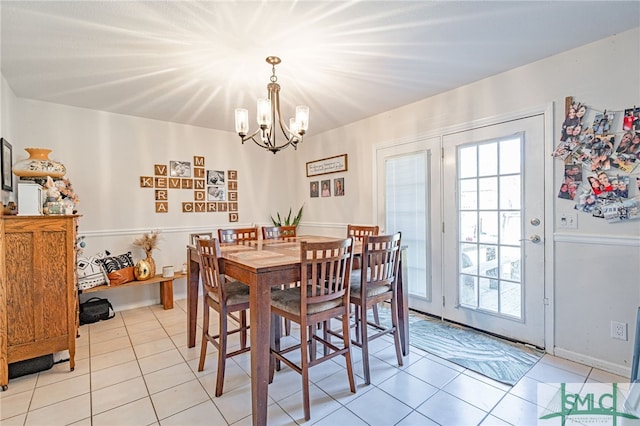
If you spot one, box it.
[1,1,639,135]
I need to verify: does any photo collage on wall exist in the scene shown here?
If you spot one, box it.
[553,101,640,223]
[310,177,345,198]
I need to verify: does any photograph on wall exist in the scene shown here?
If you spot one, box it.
[170,161,191,177]
[310,181,319,198]
[574,192,598,213]
[207,185,225,201]
[622,107,640,131]
[611,131,639,173]
[602,198,640,223]
[557,182,577,200]
[588,136,614,171]
[207,170,225,185]
[321,180,331,197]
[587,172,617,196]
[610,175,630,199]
[560,102,583,142]
[563,163,583,185]
[334,177,345,196]
[591,111,615,136]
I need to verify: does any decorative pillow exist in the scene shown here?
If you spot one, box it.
[96,252,135,286]
[77,251,110,290]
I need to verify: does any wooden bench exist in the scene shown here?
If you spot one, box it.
[80,272,186,310]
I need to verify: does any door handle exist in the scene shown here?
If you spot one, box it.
[520,235,541,243]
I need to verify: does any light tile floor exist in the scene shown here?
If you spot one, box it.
[0,298,629,426]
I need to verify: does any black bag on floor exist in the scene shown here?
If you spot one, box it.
[79,297,115,325]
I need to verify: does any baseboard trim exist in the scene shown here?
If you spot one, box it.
[553,347,632,378]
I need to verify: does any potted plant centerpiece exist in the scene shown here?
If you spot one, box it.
[270,205,303,229]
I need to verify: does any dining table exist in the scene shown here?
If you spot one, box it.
[185,235,409,426]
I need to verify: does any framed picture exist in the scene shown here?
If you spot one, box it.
[321,179,331,197]
[207,170,225,185]
[310,181,319,198]
[334,177,345,196]
[169,161,191,177]
[1,138,13,191]
[306,154,348,177]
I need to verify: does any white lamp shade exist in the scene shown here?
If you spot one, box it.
[257,98,271,126]
[235,108,249,134]
[296,105,309,131]
[289,118,299,137]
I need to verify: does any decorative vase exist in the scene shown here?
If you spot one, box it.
[145,254,156,278]
[12,148,66,181]
[134,259,153,281]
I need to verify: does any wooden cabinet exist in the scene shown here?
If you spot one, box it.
[0,215,78,390]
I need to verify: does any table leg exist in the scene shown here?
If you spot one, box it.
[160,279,174,310]
[250,281,271,426]
[397,247,410,356]
[187,247,200,348]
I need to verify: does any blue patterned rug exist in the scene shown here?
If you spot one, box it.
[375,306,543,386]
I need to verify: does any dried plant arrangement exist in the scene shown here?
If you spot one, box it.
[133,230,161,257]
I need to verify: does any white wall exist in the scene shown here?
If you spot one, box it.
[300,27,640,375]
[2,28,639,374]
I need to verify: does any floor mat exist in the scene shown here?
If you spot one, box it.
[376,306,543,386]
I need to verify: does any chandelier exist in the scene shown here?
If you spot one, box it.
[235,56,309,154]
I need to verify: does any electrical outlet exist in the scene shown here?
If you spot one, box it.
[611,321,628,341]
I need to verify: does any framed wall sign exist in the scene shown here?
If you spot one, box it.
[1,138,13,191]
[306,154,348,177]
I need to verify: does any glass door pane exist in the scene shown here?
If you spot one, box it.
[458,137,523,318]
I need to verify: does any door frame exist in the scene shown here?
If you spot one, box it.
[373,103,554,351]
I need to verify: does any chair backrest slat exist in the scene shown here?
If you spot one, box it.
[360,232,402,293]
[190,232,213,246]
[300,238,354,309]
[347,224,379,241]
[218,227,258,243]
[197,238,225,300]
[262,225,297,240]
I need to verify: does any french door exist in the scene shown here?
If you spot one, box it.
[375,137,442,315]
[377,113,546,348]
[442,115,545,347]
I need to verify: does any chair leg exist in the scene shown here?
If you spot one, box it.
[354,304,362,344]
[342,311,357,393]
[300,322,311,421]
[309,325,317,362]
[372,303,380,325]
[215,311,228,397]
[361,304,371,385]
[198,302,210,372]
[240,310,247,349]
[271,312,282,372]
[390,296,404,367]
[269,314,278,382]
[323,320,330,357]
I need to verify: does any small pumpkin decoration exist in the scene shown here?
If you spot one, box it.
[134,259,152,281]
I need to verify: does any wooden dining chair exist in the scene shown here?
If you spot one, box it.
[347,224,381,323]
[350,232,403,385]
[261,225,297,240]
[189,232,213,246]
[196,238,250,396]
[269,238,356,421]
[218,226,258,243]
